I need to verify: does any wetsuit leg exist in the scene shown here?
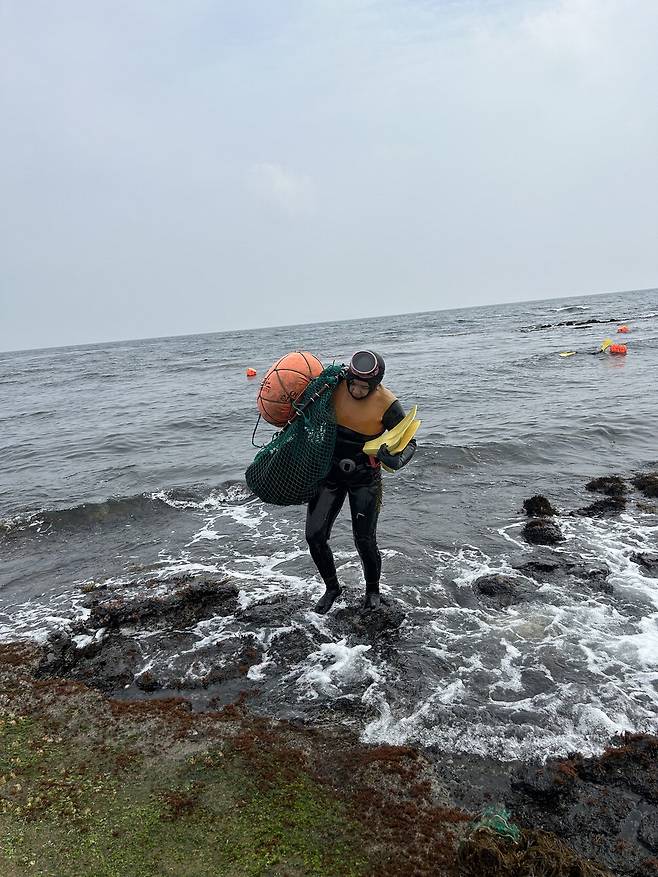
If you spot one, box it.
[305,480,348,585]
[348,476,382,592]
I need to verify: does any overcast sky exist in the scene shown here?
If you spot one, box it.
[1,0,657,352]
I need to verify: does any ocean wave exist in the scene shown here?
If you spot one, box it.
[0,482,251,538]
[0,409,53,426]
[419,423,658,469]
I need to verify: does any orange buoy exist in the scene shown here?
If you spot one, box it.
[609,343,628,355]
[617,325,630,333]
[257,351,324,426]
[246,368,257,378]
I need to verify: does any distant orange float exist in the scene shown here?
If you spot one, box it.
[246,368,257,378]
[617,325,630,333]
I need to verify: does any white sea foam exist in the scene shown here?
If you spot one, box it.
[358,511,658,758]
[296,639,382,698]
[152,484,252,511]
[4,487,657,762]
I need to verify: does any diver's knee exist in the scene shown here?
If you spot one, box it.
[306,528,327,551]
[354,534,378,555]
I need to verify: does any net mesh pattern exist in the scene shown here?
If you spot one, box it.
[245,364,344,506]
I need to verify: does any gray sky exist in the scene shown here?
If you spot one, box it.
[1,0,657,352]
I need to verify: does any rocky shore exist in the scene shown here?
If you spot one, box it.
[2,640,658,876]
[2,470,658,875]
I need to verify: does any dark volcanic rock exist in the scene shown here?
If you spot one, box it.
[573,495,627,517]
[510,554,613,593]
[586,476,627,496]
[578,734,658,804]
[86,576,238,629]
[444,736,658,876]
[194,639,262,688]
[503,737,658,876]
[40,628,264,695]
[268,627,323,665]
[510,551,561,575]
[512,759,578,802]
[134,670,159,692]
[523,495,558,516]
[522,518,564,545]
[38,631,142,691]
[38,630,103,676]
[332,603,405,640]
[639,812,658,853]
[521,316,624,332]
[235,594,307,627]
[35,575,268,698]
[632,472,658,498]
[631,552,658,575]
[570,565,614,594]
[473,574,527,608]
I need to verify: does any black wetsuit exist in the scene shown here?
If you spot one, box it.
[305,399,412,593]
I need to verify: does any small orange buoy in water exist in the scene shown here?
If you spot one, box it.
[617,325,630,333]
[609,344,628,355]
[246,368,257,378]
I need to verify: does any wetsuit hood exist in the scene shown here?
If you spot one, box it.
[346,350,385,395]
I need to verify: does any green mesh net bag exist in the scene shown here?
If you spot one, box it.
[245,364,345,506]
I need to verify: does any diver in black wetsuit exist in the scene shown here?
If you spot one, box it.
[306,350,417,614]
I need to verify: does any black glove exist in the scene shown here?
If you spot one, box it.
[376,440,416,471]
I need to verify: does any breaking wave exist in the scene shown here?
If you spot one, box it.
[0,482,252,538]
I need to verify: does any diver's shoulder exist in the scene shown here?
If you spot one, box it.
[377,384,397,406]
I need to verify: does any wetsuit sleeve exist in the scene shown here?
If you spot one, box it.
[379,401,417,470]
[382,400,406,430]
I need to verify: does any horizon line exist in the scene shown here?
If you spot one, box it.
[2,284,655,357]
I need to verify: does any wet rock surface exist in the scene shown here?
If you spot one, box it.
[522,517,564,545]
[523,494,558,516]
[522,471,658,522]
[268,626,325,665]
[586,475,627,496]
[37,576,253,695]
[631,552,658,575]
[34,576,409,711]
[331,601,406,640]
[83,575,239,628]
[520,315,626,332]
[510,553,614,594]
[439,734,658,876]
[574,495,627,517]
[639,812,658,853]
[510,550,562,575]
[632,472,658,498]
[234,593,307,626]
[472,574,529,608]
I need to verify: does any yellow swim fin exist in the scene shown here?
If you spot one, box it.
[599,338,613,352]
[362,406,417,455]
[559,351,577,357]
[387,419,421,453]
